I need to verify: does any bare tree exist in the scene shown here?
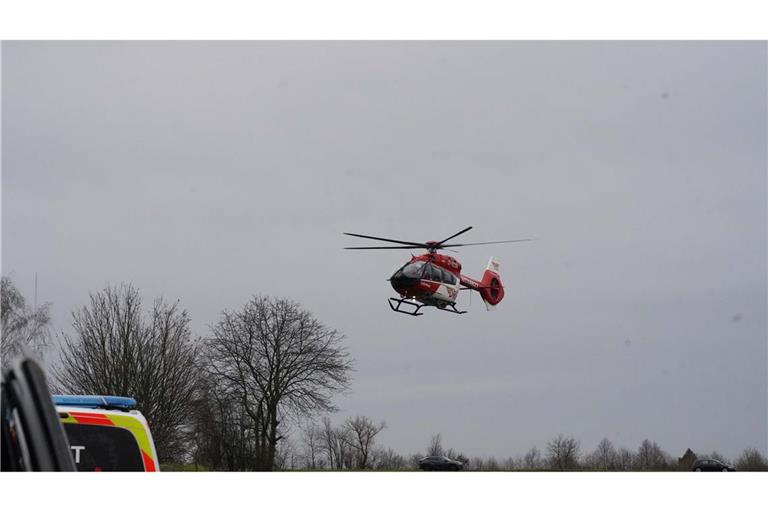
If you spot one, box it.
[677,448,698,470]
[616,447,635,471]
[300,421,325,469]
[206,296,352,470]
[366,445,382,469]
[427,433,444,457]
[336,426,355,469]
[522,446,543,470]
[1,276,51,367]
[53,283,200,462]
[409,452,425,468]
[587,438,619,470]
[320,417,339,469]
[502,456,517,470]
[190,373,255,471]
[274,438,296,470]
[318,416,355,470]
[375,447,407,470]
[344,415,386,469]
[547,434,580,470]
[635,439,668,470]
[735,448,768,471]
[469,456,485,471]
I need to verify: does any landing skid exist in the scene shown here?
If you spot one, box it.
[388,297,424,316]
[388,298,467,316]
[437,303,467,315]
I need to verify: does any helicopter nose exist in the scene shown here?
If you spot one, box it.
[390,274,419,294]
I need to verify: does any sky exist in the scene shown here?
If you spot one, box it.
[2,41,766,460]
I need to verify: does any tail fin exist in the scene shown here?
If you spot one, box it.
[479,257,504,311]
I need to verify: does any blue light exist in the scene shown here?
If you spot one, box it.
[52,395,137,410]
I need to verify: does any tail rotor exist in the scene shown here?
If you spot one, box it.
[478,257,505,310]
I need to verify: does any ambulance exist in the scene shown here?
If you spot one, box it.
[53,395,159,471]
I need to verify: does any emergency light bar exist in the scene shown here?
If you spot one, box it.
[52,395,137,410]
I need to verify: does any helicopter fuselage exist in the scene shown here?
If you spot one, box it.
[389,253,463,307]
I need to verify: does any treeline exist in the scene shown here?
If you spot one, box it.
[285,429,768,472]
[281,428,768,471]
[2,276,766,471]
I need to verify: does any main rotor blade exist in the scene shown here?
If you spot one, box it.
[344,245,426,250]
[441,238,534,248]
[343,232,426,247]
[436,226,473,246]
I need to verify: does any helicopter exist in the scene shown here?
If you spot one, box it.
[343,226,532,316]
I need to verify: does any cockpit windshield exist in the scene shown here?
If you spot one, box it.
[392,261,460,284]
[400,261,425,278]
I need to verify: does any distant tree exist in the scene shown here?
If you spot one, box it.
[1,275,51,367]
[522,446,543,470]
[735,448,768,471]
[469,456,485,471]
[409,452,425,469]
[339,429,356,469]
[299,421,325,469]
[320,417,355,470]
[635,439,668,470]
[616,447,635,471]
[587,438,619,471]
[344,416,386,469]
[484,456,500,471]
[547,434,580,470]
[427,433,445,457]
[677,448,697,470]
[320,417,337,469]
[206,296,352,470]
[54,283,199,462]
[273,437,296,470]
[189,372,260,471]
[374,447,408,470]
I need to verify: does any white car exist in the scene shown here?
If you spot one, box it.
[54,395,160,471]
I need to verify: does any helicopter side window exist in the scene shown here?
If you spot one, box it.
[426,264,449,283]
[442,269,457,285]
[425,264,440,282]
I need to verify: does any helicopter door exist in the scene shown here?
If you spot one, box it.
[423,265,456,302]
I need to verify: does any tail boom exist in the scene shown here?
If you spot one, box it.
[459,257,505,310]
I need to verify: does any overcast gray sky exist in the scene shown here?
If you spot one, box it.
[2,41,766,460]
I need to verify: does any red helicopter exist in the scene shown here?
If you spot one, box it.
[344,226,532,316]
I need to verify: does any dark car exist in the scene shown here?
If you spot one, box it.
[692,459,736,472]
[418,455,463,471]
